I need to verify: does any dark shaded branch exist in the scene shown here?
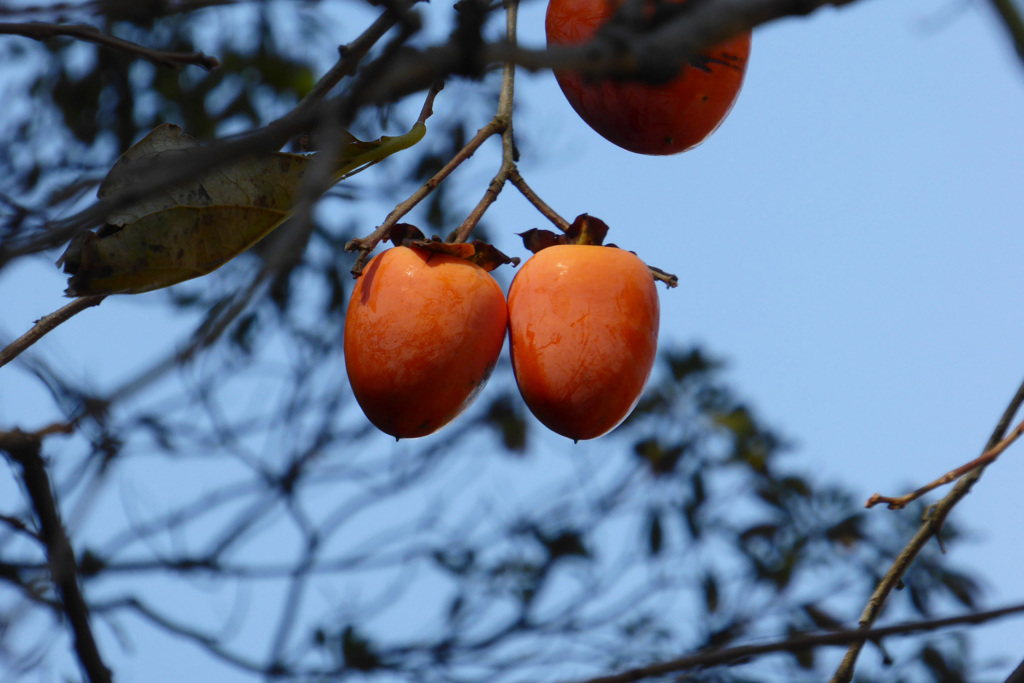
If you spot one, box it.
[570,602,1024,683]
[0,21,219,69]
[357,0,857,105]
[990,0,1024,67]
[0,0,862,269]
[299,0,422,107]
[0,429,112,683]
[98,596,269,675]
[0,0,248,20]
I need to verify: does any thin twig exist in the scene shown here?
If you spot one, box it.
[0,429,112,683]
[0,295,106,371]
[866,415,1024,510]
[566,601,1024,683]
[299,0,420,108]
[0,21,219,70]
[0,0,245,20]
[831,375,1024,682]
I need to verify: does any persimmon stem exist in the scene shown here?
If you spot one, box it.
[648,264,678,288]
[346,0,571,266]
[865,415,1024,510]
[450,0,520,244]
[345,115,503,274]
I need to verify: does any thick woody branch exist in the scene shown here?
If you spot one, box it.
[355,0,856,105]
[0,429,111,683]
[0,0,861,269]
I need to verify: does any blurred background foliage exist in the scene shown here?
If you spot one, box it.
[0,1,996,681]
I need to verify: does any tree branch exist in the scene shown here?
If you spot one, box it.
[831,375,1024,682]
[0,21,219,70]
[451,0,521,244]
[345,89,501,272]
[0,0,867,270]
[989,0,1024,68]
[568,601,1024,683]
[0,429,112,683]
[0,295,106,371]
[866,414,1024,509]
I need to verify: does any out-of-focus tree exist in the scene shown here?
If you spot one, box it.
[1,1,1021,682]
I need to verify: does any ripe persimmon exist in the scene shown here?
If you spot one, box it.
[507,244,659,440]
[545,0,751,155]
[344,245,508,439]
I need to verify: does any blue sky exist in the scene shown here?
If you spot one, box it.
[2,0,1024,679]
[507,0,1024,673]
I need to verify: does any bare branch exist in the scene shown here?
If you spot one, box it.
[0,429,112,683]
[299,0,422,107]
[832,375,1024,682]
[568,602,1024,683]
[0,296,106,371]
[0,21,219,70]
[346,91,501,272]
[989,0,1024,68]
[866,415,1024,510]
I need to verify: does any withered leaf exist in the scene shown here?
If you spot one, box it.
[518,214,609,255]
[465,241,519,272]
[60,121,427,296]
[563,214,609,246]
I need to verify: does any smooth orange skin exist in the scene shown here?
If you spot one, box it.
[344,246,508,439]
[546,0,751,155]
[507,245,659,440]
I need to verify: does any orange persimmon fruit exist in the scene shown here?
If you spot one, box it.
[344,246,508,438]
[507,244,659,440]
[545,0,751,155]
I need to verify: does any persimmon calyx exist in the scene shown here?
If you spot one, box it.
[519,214,610,253]
[382,223,519,273]
[518,214,678,288]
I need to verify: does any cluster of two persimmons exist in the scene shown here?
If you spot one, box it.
[343,234,660,441]
[346,0,752,440]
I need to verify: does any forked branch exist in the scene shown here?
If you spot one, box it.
[866,415,1024,510]
[832,375,1024,682]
